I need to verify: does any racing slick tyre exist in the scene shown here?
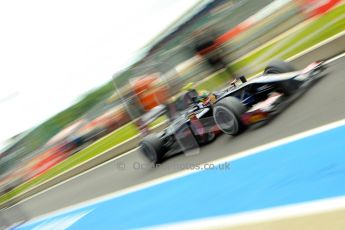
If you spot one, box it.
[140,134,165,164]
[264,60,296,74]
[213,97,247,135]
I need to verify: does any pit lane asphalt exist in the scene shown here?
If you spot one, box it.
[2,56,345,228]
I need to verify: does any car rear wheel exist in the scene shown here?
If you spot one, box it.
[140,135,164,164]
[213,97,247,135]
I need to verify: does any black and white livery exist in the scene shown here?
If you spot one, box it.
[140,60,327,163]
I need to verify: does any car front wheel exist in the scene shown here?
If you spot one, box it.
[213,97,247,135]
[140,135,165,164]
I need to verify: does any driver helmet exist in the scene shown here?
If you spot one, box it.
[198,90,210,102]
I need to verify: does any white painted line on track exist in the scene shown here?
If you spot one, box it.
[325,50,345,64]
[146,195,345,230]
[16,117,345,227]
[287,29,345,63]
[3,147,140,210]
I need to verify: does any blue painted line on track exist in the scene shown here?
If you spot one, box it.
[16,123,345,229]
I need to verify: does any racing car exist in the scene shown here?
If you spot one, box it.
[140,60,327,163]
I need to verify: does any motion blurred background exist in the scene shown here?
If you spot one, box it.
[0,0,343,207]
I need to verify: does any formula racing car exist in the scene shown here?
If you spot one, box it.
[140,60,327,163]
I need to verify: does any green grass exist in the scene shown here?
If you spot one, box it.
[196,70,232,91]
[232,4,345,72]
[197,2,345,89]
[1,4,344,205]
[0,122,138,202]
[0,115,168,204]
